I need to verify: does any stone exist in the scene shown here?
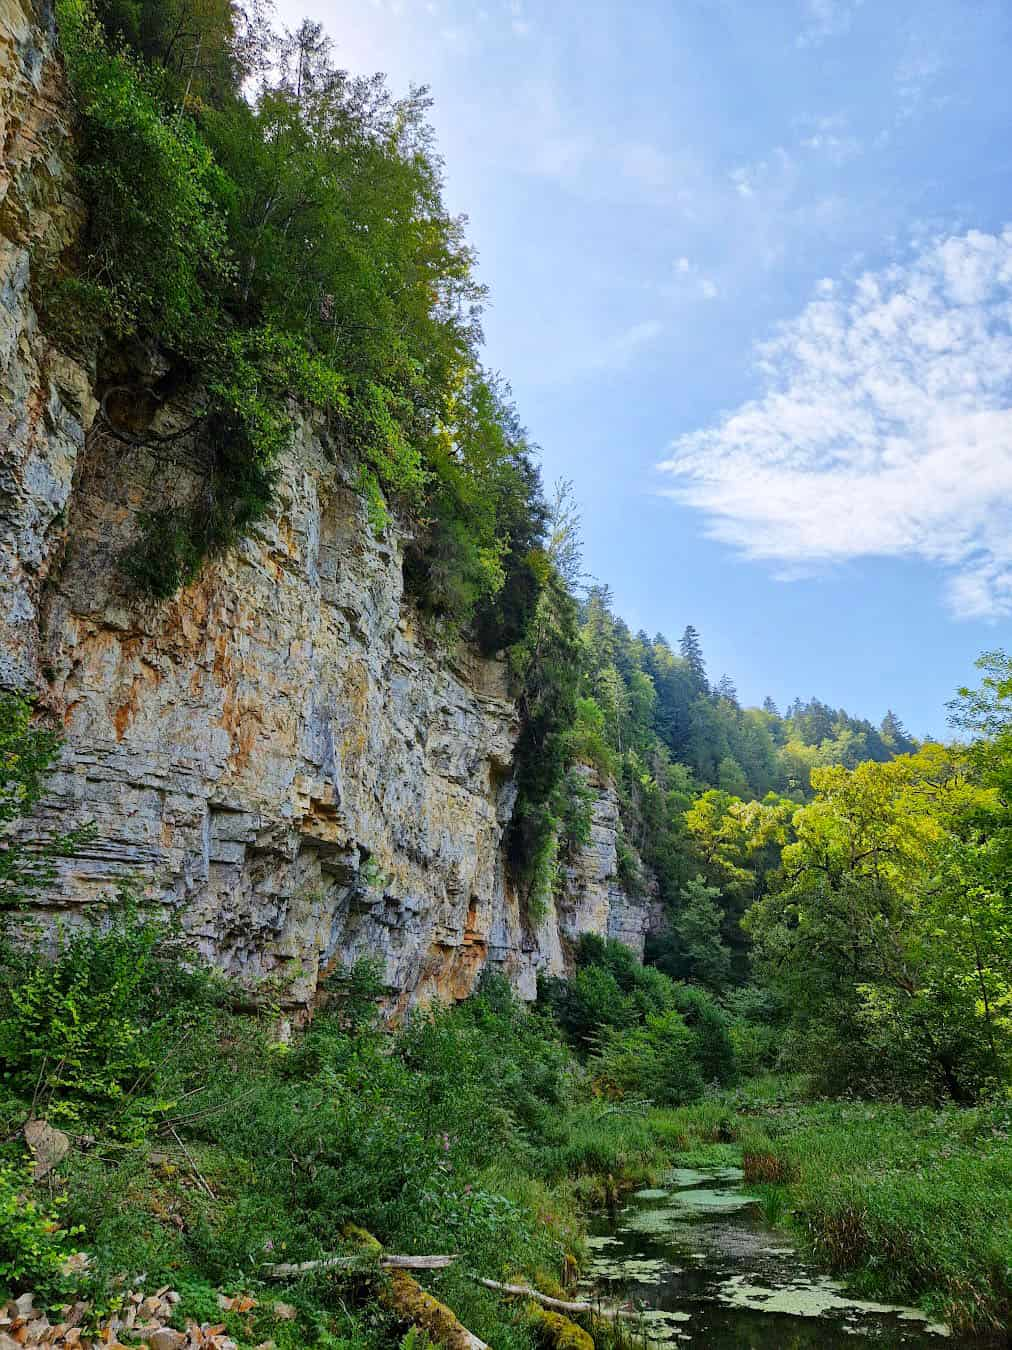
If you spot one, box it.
[556,766,656,960]
[24,1117,69,1179]
[147,1330,187,1350]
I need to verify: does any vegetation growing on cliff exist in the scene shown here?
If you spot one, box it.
[54,0,548,650]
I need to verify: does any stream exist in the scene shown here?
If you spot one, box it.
[583,1163,983,1348]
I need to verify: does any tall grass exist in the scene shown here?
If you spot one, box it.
[727,1096,1012,1333]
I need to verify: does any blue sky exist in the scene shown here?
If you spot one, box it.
[274,0,1012,736]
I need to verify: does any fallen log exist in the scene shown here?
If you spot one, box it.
[262,1253,458,1278]
[471,1277,625,1320]
[526,1303,595,1350]
[343,1226,489,1350]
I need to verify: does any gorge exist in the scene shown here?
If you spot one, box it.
[0,3,1009,1347]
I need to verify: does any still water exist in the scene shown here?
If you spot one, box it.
[583,1164,987,1348]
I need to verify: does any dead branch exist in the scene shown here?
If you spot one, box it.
[98,385,207,459]
[470,1278,606,1316]
[262,1253,458,1277]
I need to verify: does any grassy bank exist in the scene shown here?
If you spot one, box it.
[696,1078,1012,1336]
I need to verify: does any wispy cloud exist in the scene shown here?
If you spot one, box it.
[658,228,1012,619]
[669,257,721,302]
[798,114,862,164]
[797,0,863,48]
[595,319,665,371]
[730,147,797,202]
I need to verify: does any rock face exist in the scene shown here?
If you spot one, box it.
[35,415,543,1011]
[0,0,92,692]
[0,0,657,1011]
[556,767,656,961]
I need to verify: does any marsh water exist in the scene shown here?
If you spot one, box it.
[583,1164,972,1348]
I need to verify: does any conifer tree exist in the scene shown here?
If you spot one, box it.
[716,674,739,706]
[679,624,707,692]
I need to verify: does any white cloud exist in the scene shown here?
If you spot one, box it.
[799,115,862,164]
[729,148,796,204]
[595,319,665,370]
[658,228,1012,619]
[508,0,530,36]
[797,0,863,48]
[667,257,719,302]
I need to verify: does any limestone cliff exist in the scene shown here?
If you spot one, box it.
[0,0,657,1012]
[556,766,658,961]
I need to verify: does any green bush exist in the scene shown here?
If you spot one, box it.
[0,1159,82,1301]
[668,983,735,1085]
[723,984,783,1076]
[0,895,218,1139]
[539,964,637,1047]
[589,1010,704,1106]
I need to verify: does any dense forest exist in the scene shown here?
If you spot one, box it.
[1,1,1009,1346]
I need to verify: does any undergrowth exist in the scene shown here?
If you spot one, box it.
[1,907,1008,1342]
[0,911,676,1347]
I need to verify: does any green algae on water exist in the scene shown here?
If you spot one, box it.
[663,1165,745,1187]
[716,1274,951,1337]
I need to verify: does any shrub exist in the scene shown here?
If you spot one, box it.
[723,984,783,1076]
[539,936,735,1094]
[539,965,637,1047]
[0,894,218,1139]
[589,1010,704,1106]
[668,983,736,1086]
[0,1159,82,1301]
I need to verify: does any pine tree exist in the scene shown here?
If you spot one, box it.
[762,696,779,716]
[675,875,732,990]
[679,625,707,691]
[716,674,739,706]
[880,709,916,754]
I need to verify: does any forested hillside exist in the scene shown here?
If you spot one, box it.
[563,585,919,966]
